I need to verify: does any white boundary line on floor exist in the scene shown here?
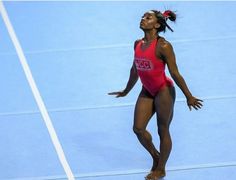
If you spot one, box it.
[1,35,236,56]
[0,2,75,180]
[6,161,236,180]
[0,95,236,117]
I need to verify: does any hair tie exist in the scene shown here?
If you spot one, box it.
[163,10,171,19]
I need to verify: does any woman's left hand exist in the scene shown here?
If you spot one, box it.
[187,96,203,111]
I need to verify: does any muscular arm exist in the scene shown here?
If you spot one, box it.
[123,62,139,94]
[159,41,192,99]
[108,40,139,97]
[159,40,203,110]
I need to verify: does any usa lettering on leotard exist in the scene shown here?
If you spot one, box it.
[134,58,153,71]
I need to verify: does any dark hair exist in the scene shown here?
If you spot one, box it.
[151,10,176,33]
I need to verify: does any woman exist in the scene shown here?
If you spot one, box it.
[109,10,203,180]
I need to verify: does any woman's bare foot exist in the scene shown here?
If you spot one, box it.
[145,152,160,179]
[145,169,166,180]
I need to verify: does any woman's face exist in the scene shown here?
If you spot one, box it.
[140,11,159,30]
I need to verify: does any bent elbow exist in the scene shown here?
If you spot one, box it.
[170,71,180,80]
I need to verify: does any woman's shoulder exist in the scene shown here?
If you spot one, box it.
[134,39,143,49]
[158,36,171,45]
[157,37,173,50]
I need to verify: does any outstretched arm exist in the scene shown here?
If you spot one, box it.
[159,40,203,110]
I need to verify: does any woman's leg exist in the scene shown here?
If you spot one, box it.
[147,86,176,179]
[133,87,160,172]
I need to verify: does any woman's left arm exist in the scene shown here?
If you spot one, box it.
[159,40,203,110]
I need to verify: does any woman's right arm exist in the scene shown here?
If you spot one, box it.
[108,61,139,97]
[123,62,139,94]
[108,41,139,97]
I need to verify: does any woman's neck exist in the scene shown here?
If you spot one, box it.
[143,30,158,43]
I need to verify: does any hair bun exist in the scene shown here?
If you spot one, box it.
[163,10,176,22]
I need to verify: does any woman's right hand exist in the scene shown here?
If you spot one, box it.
[108,90,128,98]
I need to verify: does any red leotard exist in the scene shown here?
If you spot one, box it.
[134,38,173,96]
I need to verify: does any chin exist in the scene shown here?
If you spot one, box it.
[140,25,145,30]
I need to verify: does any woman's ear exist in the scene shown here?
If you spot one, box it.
[155,23,160,29]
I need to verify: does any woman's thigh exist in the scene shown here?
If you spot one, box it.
[154,86,176,127]
[133,87,155,130]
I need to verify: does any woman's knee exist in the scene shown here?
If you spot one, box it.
[133,126,146,135]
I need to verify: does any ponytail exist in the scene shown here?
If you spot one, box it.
[163,10,176,22]
[152,10,177,33]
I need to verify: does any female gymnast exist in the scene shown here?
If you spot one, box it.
[109,10,203,180]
